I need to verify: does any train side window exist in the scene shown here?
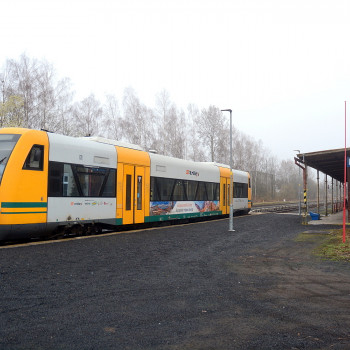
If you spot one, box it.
[206,182,213,200]
[206,183,216,200]
[227,184,230,205]
[195,182,208,201]
[101,169,116,197]
[203,182,219,201]
[157,178,175,201]
[214,183,220,201]
[75,166,103,197]
[23,145,44,170]
[49,161,115,197]
[137,176,142,210]
[233,182,248,198]
[185,180,197,201]
[150,177,158,201]
[223,184,226,205]
[63,164,80,196]
[243,183,248,197]
[172,180,185,201]
[48,162,64,196]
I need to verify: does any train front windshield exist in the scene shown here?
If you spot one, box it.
[0,134,21,183]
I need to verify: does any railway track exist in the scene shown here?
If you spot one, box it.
[251,204,299,213]
[251,202,319,214]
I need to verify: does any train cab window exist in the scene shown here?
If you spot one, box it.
[0,134,21,183]
[23,145,44,170]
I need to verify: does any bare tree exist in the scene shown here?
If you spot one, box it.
[141,106,158,151]
[54,77,75,135]
[195,105,227,162]
[1,53,74,132]
[185,104,206,161]
[0,95,24,127]
[36,60,56,130]
[154,89,172,154]
[166,105,187,158]
[122,87,147,146]
[73,94,102,136]
[4,54,41,128]
[275,159,299,200]
[1,53,314,204]
[101,94,122,140]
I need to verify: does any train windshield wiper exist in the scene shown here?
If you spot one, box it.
[0,157,7,164]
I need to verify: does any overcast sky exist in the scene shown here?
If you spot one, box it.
[1,0,350,160]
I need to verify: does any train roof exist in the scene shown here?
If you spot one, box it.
[49,133,117,168]
[84,136,144,151]
[149,153,220,182]
[3,129,249,180]
[202,162,249,175]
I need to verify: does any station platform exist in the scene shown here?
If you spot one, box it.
[308,210,348,225]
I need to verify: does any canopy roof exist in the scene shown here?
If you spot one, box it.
[297,148,350,183]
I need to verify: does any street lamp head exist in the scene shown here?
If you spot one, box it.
[221,109,232,113]
[293,149,300,154]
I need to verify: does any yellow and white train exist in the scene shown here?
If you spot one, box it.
[0,128,252,241]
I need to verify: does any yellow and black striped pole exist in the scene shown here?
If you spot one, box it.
[303,189,308,224]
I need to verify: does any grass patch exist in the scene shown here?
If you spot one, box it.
[294,231,329,243]
[314,229,350,262]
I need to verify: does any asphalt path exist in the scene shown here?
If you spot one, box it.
[1,213,350,349]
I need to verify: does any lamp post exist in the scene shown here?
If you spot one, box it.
[221,109,234,232]
[294,149,301,215]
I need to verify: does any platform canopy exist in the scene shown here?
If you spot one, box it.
[296,148,350,183]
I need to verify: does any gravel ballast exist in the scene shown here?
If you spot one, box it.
[1,213,350,349]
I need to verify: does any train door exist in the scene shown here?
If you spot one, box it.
[123,165,145,224]
[220,177,229,215]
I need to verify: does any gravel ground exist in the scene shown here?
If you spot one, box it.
[1,213,350,350]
